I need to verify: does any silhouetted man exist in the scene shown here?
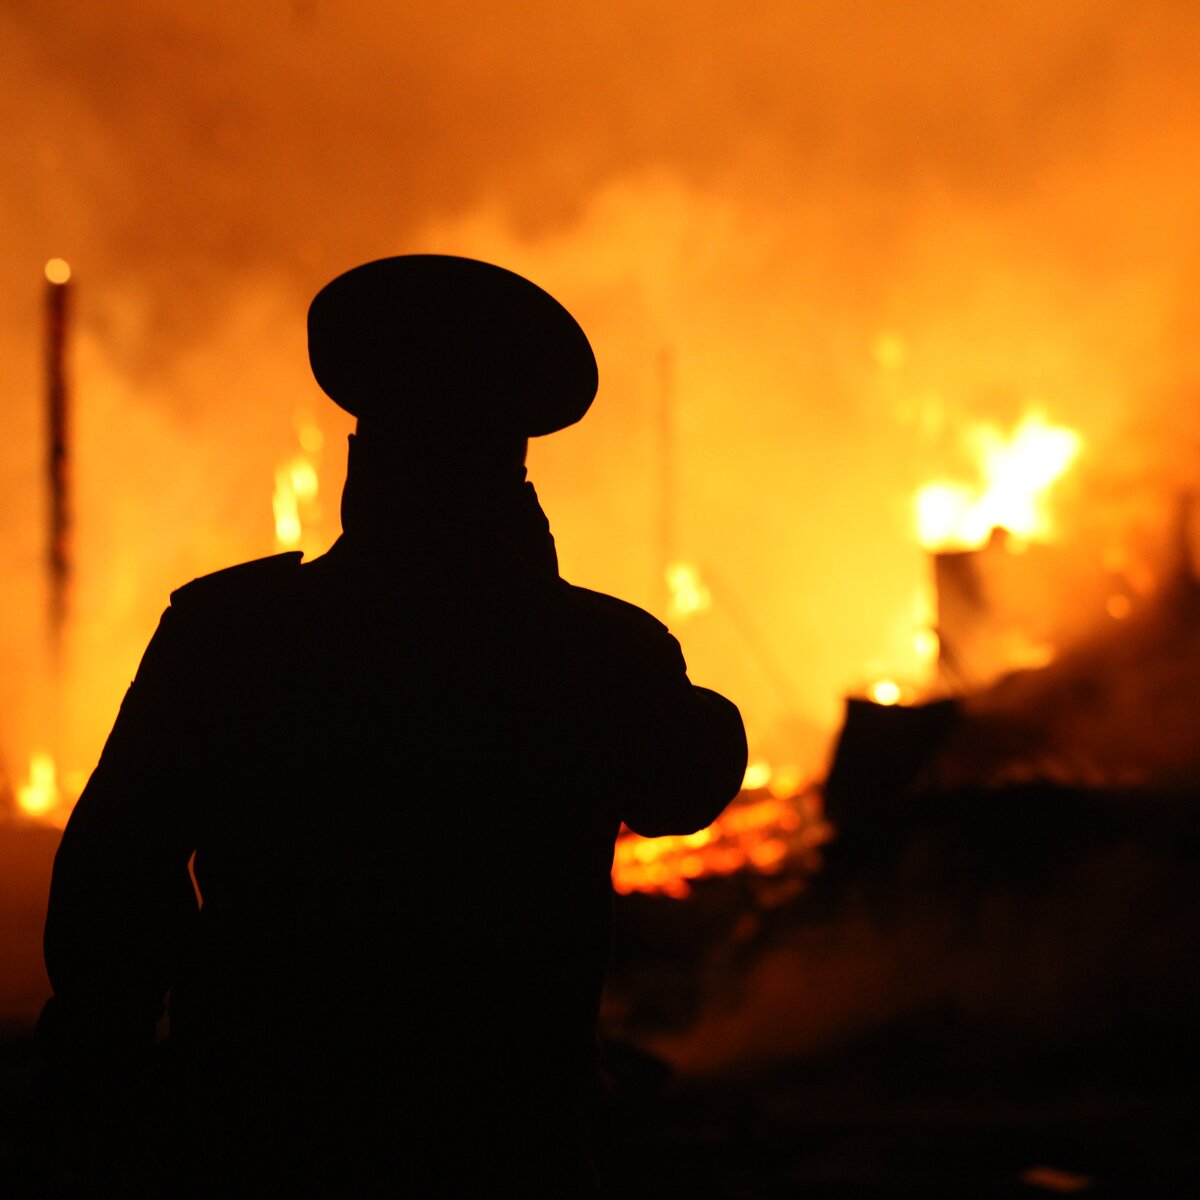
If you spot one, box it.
[41,256,747,1196]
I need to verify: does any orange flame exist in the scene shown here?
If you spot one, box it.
[915,412,1082,551]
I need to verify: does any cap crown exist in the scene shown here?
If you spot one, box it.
[307,255,597,437]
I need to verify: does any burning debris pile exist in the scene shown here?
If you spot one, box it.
[935,548,1200,791]
[613,767,832,899]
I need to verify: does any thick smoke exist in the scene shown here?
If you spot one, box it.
[4,1,1200,788]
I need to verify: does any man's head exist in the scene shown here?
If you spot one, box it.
[307,255,598,442]
[309,255,593,535]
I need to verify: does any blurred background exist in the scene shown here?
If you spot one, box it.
[2,2,1199,1194]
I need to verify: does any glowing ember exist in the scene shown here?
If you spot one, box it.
[665,561,711,621]
[17,752,61,819]
[43,258,71,285]
[613,774,833,899]
[869,679,902,706]
[915,412,1082,551]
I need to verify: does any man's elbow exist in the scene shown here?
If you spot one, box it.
[623,687,748,838]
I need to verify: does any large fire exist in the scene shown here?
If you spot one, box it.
[0,377,1096,901]
[4,3,1200,909]
[2,322,1091,903]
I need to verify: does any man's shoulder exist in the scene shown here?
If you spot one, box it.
[169,551,305,609]
[561,582,671,637]
[560,584,685,670]
[558,583,692,697]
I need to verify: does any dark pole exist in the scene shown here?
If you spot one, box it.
[44,258,72,670]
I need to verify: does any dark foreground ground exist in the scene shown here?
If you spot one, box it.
[589,1020,1199,1198]
[595,780,1200,1198]
[1,779,1196,1196]
[0,1026,1194,1197]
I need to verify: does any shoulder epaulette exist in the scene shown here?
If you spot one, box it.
[169,551,304,606]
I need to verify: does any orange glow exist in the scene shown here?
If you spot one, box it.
[748,838,787,871]
[871,332,907,370]
[915,413,1082,551]
[767,763,804,799]
[1107,594,1132,620]
[296,421,325,455]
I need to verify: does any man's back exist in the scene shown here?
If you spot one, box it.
[46,536,744,1192]
[172,546,638,1100]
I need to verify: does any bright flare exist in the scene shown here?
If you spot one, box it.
[915,412,1081,550]
[869,679,902,705]
[273,472,302,547]
[913,628,940,663]
[17,752,61,818]
[742,759,772,790]
[44,258,71,284]
[665,561,711,621]
[273,455,319,549]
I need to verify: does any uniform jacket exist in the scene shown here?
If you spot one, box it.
[41,478,747,1191]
